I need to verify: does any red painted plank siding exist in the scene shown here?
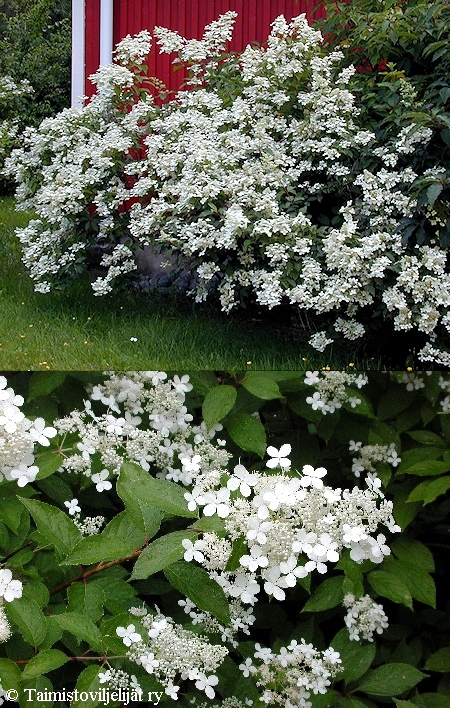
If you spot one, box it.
[85,0,325,96]
[85,0,102,88]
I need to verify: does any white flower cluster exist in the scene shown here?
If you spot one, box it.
[343,593,389,642]
[304,370,368,414]
[0,568,22,644]
[5,14,449,360]
[240,640,341,708]
[116,608,228,700]
[349,441,401,477]
[0,376,57,486]
[54,372,229,487]
[182,445,400,604]
[64,498,106,535]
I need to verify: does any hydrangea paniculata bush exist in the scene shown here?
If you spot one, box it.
[4,13,450,363]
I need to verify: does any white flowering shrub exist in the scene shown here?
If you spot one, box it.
[0,74,33,187]
[1,370,450,706]
[4,12,450,363]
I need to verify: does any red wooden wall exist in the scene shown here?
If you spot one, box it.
[85,0,325,96]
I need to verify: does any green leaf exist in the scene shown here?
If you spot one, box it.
[391,537,435,572]
[302,576,345,612]
[67,582,105,623]
[407,430,445,446]
[0,658,21,691]
[52,612,103,650]
[331,628,376,684]
[18,497,81,556]
[401,460,449,476]
[398,448,444,475]
[35,451,64,480]
[427,182,444,207]
[28,371,67,399]
[164,560,230,626]
[188,371,218,395]
[226,411,267,457]
[22,649,68,681]
[5,597,48,648]
[119,462,196,518]
[202,384,237,428]
[20,676,53,708]
[116,462,164,535]
[412,695,450,707]
[393,701,417,708]
[425,647,450,672]
[71,665,103,708]
[0,496,24,532]
[63,511,144,565]
[368,570,413,609]
[242,373,283,400]
[407,476,450,505]
[131,530,197,579]
[383,558,436,608]
[377,388,412,421]
[356,663,426,696]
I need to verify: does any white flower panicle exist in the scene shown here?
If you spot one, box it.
[182,446,400,603]
[55,372,229,488]
[116,608,228,700]
[241,639,341,708]
[0,603,11,644]
[350,441,401,478]
[304,370,368,414]
[0,376,57,487]
[343,593,389,642]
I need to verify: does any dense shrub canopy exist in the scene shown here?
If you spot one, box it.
[3,8,450,363]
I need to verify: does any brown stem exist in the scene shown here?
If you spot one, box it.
[50,547,144,596]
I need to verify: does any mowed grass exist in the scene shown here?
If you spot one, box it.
[0,196,337,371]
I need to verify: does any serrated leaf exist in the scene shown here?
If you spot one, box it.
[302,576,345,612]
[407,476,450,505]
[5,597,48,648]
[164,560,230,626]
[391,537,435,572]
[131,530,197,579]
[383,558,436,608]
[20,676,53,708]
[0,496,24,532]
[393,701,416,708]
[22,649,68,681]
[202,385,237,428]
[28,372,67,399]
[63,511,145,565]
[401,460,449,476]
[71,665,103,708]
[226,411,266,457]
[118,461,195,518]
[407,430,445,446]
[0,658,21,690]
[368,570,413,609]
[116,462,165,534]
[398,448,444,474]
[356,663,426,696]
[377,388,413,421]
[427,182,444,207]
[67,582,105,622]
[425,647,450,672]
[331,628,376,684]
[35,451,64,480]
[52,612,103,650]
[413,695,450,707]
[18,497,81,556]
[242,373,283,400]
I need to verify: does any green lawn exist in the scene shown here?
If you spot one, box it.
[0,196,391,370]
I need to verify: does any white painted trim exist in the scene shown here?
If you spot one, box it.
[100,0,114,66]
[71,0,85,107]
